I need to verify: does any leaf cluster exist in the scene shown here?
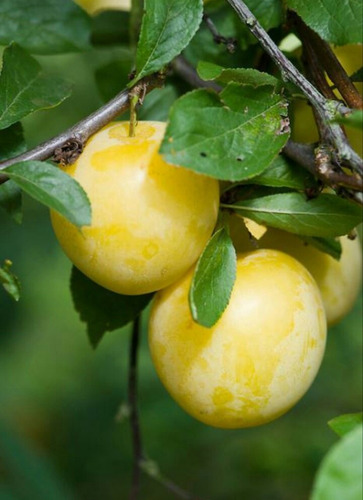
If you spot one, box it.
[0,0,362,340]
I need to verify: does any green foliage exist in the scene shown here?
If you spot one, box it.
[161,85,289,181]
[0,0,91,55]
[0,123,26,161]
[0,44,72,130]
[333,110,363,130]
[131,0,203,84]
[303,237,342,261]
[229,193,362,237]
[4,161,92,228]
[197,61,279,87]
[0,181,22,224]
[286,0,362,45]
[0,260,20,302]
[311,424,363,500]
[70,266,153,348]
[189,227,236,328]
[328,413,363,437]
[245,155,317,190]
[244,0,283,31]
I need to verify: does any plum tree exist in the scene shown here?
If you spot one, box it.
[149,249,327,428]
[51,122,219,295]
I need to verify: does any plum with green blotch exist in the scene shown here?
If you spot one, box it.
[149,249,327,428]
[51,121,219,295]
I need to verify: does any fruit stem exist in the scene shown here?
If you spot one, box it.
[129,94,139,138]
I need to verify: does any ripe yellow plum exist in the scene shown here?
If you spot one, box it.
[74,0,130,15]
[258,229,362,326]
[149,249,327,428]
[51,122,219,295]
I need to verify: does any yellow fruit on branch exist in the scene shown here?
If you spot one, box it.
[74,0,131,15]
[259,229,362,327]
[51,122,219,295]
[230,216,362,326]
[149,249,327,428]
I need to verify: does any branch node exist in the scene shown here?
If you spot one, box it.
[52,138,84,166]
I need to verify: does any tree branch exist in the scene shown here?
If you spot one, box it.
[291,12,363,110]
[126,316,203,500]
[283,141,363,191]
[226,0,363,175]
[0,73,164,185]
[128,316,144,500]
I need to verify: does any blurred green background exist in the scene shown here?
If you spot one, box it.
[0,49,362,500]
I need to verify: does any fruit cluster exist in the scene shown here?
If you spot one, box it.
[51,121,361,429]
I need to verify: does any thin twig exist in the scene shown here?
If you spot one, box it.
[128,316,144,500]
[126,316,204,500]
[202,14,237,53]
[172,56,221,91]
[226,0,363,175]
[0,73,164,185]
[283,141,363,191]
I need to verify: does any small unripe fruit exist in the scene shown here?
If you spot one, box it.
[149,250,327,428]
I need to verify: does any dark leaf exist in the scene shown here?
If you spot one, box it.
[0,0,91,55]
[0,44,72,130]
[71,266,153,348]
[0,181,22,224]
[303,237,342,260]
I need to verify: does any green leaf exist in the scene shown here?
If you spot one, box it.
[0,181,22,224]
[0,260,21,301]
[333,110,363,130]
[71,266,153,348]
[245,0,283,31]
[184,3,250,67]
[0,44,72,130]
[161,85,289,181]
[189,228,237,328]
[95,54,134,102]
[0,123,26,161]
[350,67,363,83]
[328,413,363,437]
[229,192,362,237]
[131,0,203,83]
[138,85,179,121]
[286,0,362,45]
[4,161,91,228]
[251,155,317,190]
[311,424,363,500]
[197,61,279,88]
[0,0,91,55]
[304,237,342,261]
